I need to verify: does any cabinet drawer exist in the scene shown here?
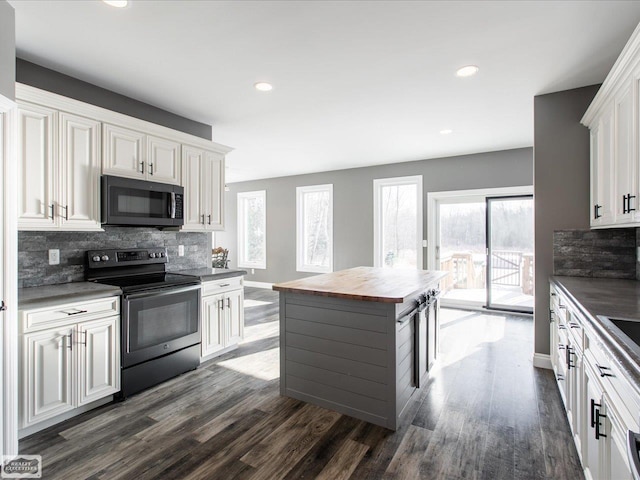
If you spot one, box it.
[585,332,640,425]
[21,296,120,333]
[202,276,242,296]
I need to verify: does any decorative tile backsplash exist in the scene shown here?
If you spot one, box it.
[18,227,211,288]
[553,229,637,279]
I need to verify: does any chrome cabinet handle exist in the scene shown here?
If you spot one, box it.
[218,299,224,310]
[140,161,145,174]
[66,333,73,351]
[149,163,154,175]
[62,309,87,316]
[61,205,68,221]
[226,298,231,309]
[596,364,613,378]
[219,283,230,287]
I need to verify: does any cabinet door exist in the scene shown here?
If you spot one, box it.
[614,85,635,223]
[17,103,58,229]
[147,135,181,184]
[202,294,225,357]
[102,123,145,179]
[181,145,205,230]
[591,107,615,227]
[603,400,634,480]
[567,342,584,455]
[583,364,604,480]
[225,288,244,346]
[77,316,120,406]
[203,150,225,231]
[59,112,102,231]
[22,327,74,427]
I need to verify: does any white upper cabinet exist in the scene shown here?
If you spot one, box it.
[18,104,102,231]
[583,23,640,228]
[17,103,57,229]
[16,83,232,232]
[59,112,102,230]
[103,125,181,184]
[147,135,181,184]
[102,123,145,179]
[181,144,225,231]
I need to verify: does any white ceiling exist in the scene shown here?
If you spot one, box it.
[9,1,640,182]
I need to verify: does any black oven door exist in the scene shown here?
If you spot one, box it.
[122,285,201,368]
[102,175,184,227]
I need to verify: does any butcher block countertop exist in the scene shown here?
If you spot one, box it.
[272,266,448,303]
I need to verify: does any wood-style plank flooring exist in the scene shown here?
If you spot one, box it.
[20,287,584,479]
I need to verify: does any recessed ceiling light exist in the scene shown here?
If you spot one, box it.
[456,65,479,77]
[103,0,129,7]
[439,129,453,135]
[254,82,273,92]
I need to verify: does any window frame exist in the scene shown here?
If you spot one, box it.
[237,190,267,269]
[296,184,334,273]
[373,175,423,269]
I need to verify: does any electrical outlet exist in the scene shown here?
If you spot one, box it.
[48,249,60,265]
[178,245,185,257]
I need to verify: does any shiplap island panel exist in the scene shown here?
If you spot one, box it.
[273,267,448,430]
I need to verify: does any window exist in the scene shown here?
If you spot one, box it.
[373,176,423,269]
[237,190,266,269]
[296,184,333,273]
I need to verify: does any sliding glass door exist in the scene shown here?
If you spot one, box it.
[430,188,534,313]
[486,196,534,313]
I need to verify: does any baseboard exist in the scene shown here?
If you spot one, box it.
[533,353,552,370]
[244,281,274,289]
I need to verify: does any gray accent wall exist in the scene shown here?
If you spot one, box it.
[0,1,15,101]
[553,229,636,279]
[533,85,600,357]
[16,59,212,140]
[18,228,210,288]
[217,147,533,284]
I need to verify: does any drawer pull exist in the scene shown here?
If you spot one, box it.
[62,309,88,316]
[558,324,567,330]
[596,364,613,378]
[569,323,580,329]
[556,374,564,381]
[219,283,230,287]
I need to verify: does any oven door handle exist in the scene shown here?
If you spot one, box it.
[123,284,201,300]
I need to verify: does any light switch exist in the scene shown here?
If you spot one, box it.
[48,249,60,265]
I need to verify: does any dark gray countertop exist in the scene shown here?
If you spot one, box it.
[551,275,640,396]
[172,268,247,282]
[19,282,122,310]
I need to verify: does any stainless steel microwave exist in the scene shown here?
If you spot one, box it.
[101,175,184,227]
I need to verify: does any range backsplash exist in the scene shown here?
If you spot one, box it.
[553,229,637,279]
[19,227,211,288]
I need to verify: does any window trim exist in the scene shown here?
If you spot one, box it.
[373,175,423,269]
[296,184,333,273]
[237,190,267,269]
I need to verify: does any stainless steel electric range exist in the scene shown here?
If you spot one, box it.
[86,247,201,400]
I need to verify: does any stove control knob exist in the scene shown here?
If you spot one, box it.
[101,255,109,262]
[149,253,156,258]
[159,252,165,257]
[92,255,101,262]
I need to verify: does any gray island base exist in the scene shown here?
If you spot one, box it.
[273,267,448,430]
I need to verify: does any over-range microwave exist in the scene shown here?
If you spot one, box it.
[101,175,184,227]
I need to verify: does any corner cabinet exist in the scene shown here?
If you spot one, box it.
[583,23,640,228]
[181,145,225,231]
[19,296,120,436]
[200,277,244,359]
[17,104,102,231]
[550,282,638,480]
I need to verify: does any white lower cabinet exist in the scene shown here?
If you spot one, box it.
[551,282,638,480]
[201,279,244,359]
[19,298,120,433]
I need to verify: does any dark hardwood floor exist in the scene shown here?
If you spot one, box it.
[20,287,583,480]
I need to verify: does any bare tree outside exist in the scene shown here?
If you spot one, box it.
[302,190,330,268]
[381,184,417,268]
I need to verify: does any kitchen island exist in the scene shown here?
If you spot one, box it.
[273,266,447,430]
